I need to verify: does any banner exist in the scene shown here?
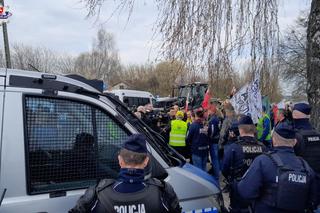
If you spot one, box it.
[230,76,262,123]
[249,75,262,123]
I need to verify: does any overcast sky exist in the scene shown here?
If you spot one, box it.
[3,0,311,65]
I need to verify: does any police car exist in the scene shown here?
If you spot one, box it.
[0,69,223,212]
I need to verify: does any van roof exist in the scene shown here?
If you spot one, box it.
[1,68,102,94]
[110,89,154,97]
[156,97,177,102]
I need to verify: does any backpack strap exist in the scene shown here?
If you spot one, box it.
[297,157,310,174]
[263,151,284,167]
[261,152,283,207]
[147,178,182,213]
[269,153,284,167]
[96,179,116,193]
[146,178,165,189]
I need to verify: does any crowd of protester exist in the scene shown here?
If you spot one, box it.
[133,99,320,212]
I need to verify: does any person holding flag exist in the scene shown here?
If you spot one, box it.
[207,98,221,182]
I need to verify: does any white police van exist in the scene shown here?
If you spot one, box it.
[109,89,155,109]
[0,69,223,212]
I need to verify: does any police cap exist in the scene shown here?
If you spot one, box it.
[122,134,148,153]
[293,103,311,115]
[274,123,295,139]
[238,115,254,126]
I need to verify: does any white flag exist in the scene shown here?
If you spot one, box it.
[230,75,262,124]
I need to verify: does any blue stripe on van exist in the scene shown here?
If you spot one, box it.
[183,207,218,213]
[182,163,219,188]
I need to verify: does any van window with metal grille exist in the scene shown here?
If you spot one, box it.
[24,96,129,194]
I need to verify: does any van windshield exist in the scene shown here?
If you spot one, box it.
[123,96,150,108]
[102,94,185,167]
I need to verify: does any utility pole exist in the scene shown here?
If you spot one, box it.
[0,0,11,68]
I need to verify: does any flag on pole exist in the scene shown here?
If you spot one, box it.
[230,75,262,124]
[185,92,190,112]
[202,88,211,109]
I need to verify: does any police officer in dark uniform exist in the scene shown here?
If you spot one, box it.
[292,103,320,211]
[237,123,318,213]
[221,115,266,213]
[69,134,182,213]
[225,121,240,147]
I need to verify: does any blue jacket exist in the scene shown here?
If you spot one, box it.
[186,120,209,156]
[294,118,314,156]
[237,147,318,213]
[208,114,220,144]
[293,118,320,203]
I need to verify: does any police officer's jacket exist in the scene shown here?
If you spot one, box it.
[221,136,266,180]
[237,147,318,213]
[294,118,320,173]
[293,118,320,204]
[69,168,181,213]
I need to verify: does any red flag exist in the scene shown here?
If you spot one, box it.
[202,88,211,109]
[273,105,278,123]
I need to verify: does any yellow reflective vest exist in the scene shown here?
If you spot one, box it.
[169,119,188,147]
[257,114,272,141]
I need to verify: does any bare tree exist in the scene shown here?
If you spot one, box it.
[306,0,320,130]
[56,54,76,74]
[279,14,308,98]
[82,0,279,94]
[11,43,60,73]
[73,28,122,85]
[154,61,187,96]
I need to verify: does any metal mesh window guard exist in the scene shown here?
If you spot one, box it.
[25,96,129,194]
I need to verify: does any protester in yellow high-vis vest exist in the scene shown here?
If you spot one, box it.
[169,111,189,158]
[257,106,272,148]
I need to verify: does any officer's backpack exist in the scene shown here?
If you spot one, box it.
[296,129,320,174]
[96,178,181,213]
[234,140,264,179]
[69,178,181,213]
[263,153,311,211]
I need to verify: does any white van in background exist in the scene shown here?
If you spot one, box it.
[109,89,155,109]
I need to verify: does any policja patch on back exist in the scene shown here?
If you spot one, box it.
[263,152,311,211]
[288,173,307,184]
[242,145,263,153]
[114,204,146,213]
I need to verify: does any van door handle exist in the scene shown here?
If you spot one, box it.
[49,191,66,198]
